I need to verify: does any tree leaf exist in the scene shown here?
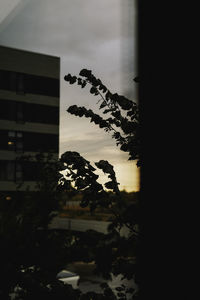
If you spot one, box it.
[79,68,92,77]
[100,101,107,109]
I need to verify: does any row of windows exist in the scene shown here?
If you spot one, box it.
[0,130,59,153]
[0,99,59,125]
[0,69,59,97]
[0,160,47,181]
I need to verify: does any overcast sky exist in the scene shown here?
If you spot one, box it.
[0,0,139,192]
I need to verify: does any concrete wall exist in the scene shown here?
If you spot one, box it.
[0,89,59,106]
[0,119,59,135]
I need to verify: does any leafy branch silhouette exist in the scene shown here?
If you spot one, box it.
[59,69,140,299]
[64,69,140,165]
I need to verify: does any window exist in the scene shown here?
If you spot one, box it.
[0,99,16,121]
[23,132,58,153]
[16,102,25,123]
[9,100,16,120]
[7,141,15,150]
[0,69,10,90]
[0,159,54,182]
[25,73,59,97]
[0,99,59,125]
[0,160,24,182]
[15,162,23,182]
[16,141,23,153]
[26,103,59,125]
[9,72,17,91]
[6,161,15,181]
[16,73,25,94]
[7,131,24,152]
[15,132,24,153]
[17,132,23,138]
[0,130,58,153]
[0,70,59,97]
[8,131,15,138]
[8,131,16,150]
[16,132,24,153]
[0,161,6,180]
[0,130,9,150]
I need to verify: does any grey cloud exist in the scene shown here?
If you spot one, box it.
[0,0,122,58]
[60,126,117,159]
[60,137,113,159]
[60,131,128,166]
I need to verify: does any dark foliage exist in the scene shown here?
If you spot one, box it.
[61,69,140,298]
[64,69,140,166]
[0,153,82,299]
[0,69,140,299]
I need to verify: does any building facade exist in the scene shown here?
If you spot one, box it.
[0,45,60,199]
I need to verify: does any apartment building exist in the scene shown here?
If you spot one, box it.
[0,45,60,199]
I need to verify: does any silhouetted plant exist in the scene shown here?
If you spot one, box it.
[60,69,140,299]
[64,69,140,166]
[0,153,82,299]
